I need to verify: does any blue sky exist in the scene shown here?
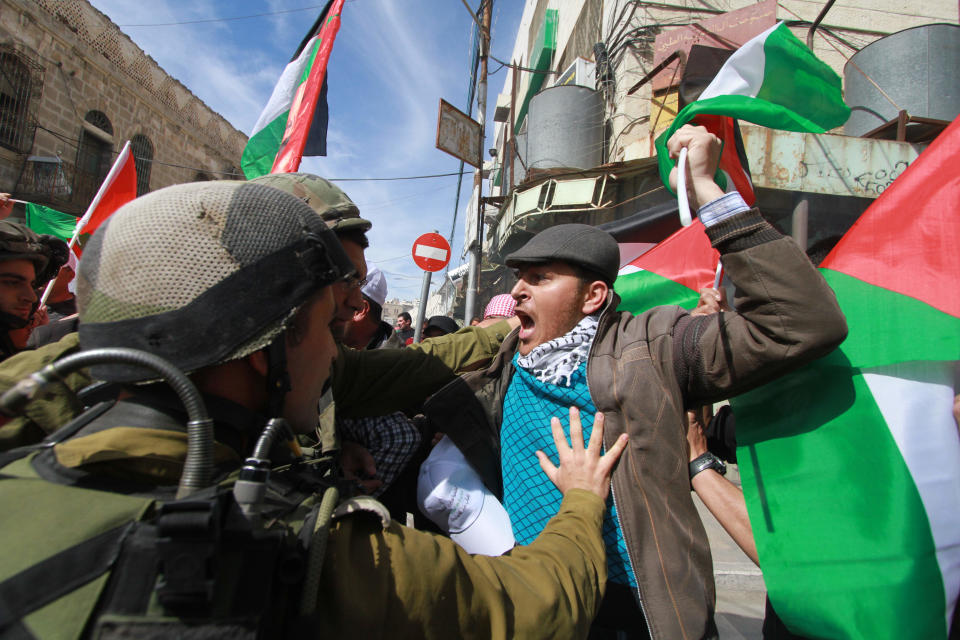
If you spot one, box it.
[88,0,524,301]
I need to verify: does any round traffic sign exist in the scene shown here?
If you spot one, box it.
[412,233,451,272]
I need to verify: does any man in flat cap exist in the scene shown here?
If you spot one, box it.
[424,125,848,639]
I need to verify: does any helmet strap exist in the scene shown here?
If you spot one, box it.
[265,335,292,419]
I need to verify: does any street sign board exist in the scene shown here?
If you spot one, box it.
[412,232,451,272]
[436,99,482,168]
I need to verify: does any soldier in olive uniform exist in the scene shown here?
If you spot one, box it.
[0,181,626,639]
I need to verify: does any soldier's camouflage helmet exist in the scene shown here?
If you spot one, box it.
[77,181,355,382]
[249,172,372,233]
[0,220,68,285]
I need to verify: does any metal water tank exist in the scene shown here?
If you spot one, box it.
[844,24,960,137]
[526,85,604,170]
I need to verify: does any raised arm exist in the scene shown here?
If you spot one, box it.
[666,125,847,404]
[332,319,516,419]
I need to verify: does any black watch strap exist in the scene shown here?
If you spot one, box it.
[689,451,727,479]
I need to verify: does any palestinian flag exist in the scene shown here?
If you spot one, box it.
[24,203,76,242]
[730,117,960,638]
[655,22,850,199]
[73,141,137,254]
[614,219,719,313]
[241,0,344,179]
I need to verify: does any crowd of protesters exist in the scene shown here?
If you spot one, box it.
[0,126,867,639]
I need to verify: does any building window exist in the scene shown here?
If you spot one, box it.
[0,51,36,153]
[75,111,114,206]
[130,134,153,196]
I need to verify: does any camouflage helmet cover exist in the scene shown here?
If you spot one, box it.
[77,181,355,382]
[0,220,68,284]
[249,172,372,233]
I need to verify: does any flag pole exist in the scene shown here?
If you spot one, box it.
[713,260,723,289]
[39,270,60,307]
[677,147,692,226]
[39,140,132,307]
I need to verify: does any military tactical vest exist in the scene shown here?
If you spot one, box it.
[0,402,366,639]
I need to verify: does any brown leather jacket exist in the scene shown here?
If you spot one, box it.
[425,208,848,640]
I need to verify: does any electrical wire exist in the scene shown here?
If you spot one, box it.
[35,123,470,181]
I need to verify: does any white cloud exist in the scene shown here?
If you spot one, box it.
[87,0,519,302]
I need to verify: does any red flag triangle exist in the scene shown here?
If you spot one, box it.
[627,218,720,292]
[821,116,960,318]
[73,141,138,255]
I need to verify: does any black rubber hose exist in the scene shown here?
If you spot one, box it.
[250,418,294,461]
[0,347,213,497]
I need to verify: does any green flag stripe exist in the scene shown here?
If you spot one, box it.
[24,203,76,241]
[299,38,321,83]
[614,269,700,314]
[755,24,850,130]
[241,38,321,180]
[822,269,960,368]
[732,353,945,638]
[241,115,290,181]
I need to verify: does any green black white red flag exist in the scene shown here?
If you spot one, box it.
[241,0,344,179]
[655,22,850,202]
[731,117,960,638]
[614,219,719,313]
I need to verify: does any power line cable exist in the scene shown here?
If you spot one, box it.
[35,124,468,182]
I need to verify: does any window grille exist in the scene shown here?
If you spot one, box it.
[131,134,153,195]
[75,111,114,206]
[0,48,43,154]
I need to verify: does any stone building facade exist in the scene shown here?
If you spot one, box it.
[0,0,248,215]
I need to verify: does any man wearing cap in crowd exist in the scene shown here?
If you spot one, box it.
[423,315,460,339]
[483,293,517,321]
[340,264,393,350]
[423,125,847,639]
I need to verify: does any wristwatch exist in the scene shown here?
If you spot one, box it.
[689,451,727,480]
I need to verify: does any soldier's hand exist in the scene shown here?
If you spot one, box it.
[536,407,628,501]
[341,440,383,494]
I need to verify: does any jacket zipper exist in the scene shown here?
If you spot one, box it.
[585,300,656,640]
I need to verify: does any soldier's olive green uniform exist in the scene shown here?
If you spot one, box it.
[1,394,606,639]
[0,181,609,638]
[0,333,85,450]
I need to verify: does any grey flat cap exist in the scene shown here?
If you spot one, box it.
[505,223,619,284]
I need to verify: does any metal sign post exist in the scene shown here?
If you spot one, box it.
[411,231,451,343]
[413,271,431,344]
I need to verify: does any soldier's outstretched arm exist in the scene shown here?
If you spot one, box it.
[315,411,627,640]
[331,318,518,419]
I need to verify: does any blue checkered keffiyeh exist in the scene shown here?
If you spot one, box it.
[501,355,637,587]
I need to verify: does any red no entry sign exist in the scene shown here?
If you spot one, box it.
[412,233,451,272]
